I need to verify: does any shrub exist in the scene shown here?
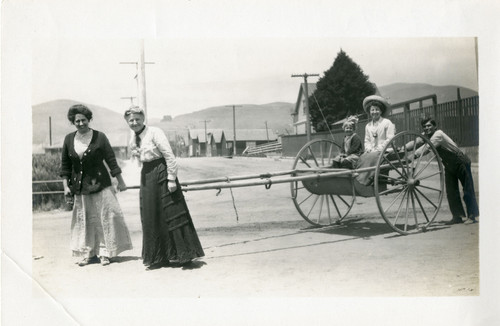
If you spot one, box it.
[32,153,68,211]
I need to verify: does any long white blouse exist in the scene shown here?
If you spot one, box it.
[129,126,178,181]
[364,117,396,152]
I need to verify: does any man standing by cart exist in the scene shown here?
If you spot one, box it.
[411,117,479,225]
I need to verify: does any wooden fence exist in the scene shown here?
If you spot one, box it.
[243,141,282,156]
[282,95,479,157]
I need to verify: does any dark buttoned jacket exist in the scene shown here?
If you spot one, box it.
[60,130,122,195]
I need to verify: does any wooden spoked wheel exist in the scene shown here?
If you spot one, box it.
[374,131,444,235]
[291,139,355,227]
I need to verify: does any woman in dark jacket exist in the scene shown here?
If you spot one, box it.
[61,104,132,267]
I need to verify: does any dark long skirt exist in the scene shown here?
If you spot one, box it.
[140,158,204,266]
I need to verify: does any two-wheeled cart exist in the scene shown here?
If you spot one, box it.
[180,131,444,235]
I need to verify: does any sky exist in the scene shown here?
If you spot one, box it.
[32,37,478,119]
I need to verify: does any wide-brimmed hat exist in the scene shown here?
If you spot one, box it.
[363,95,391,117]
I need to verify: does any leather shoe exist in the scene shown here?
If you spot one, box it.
[145,261,167,271]
[444,217,464,225]
[464,216,478,224]
[100,256,111,266]
[78,255,100,266]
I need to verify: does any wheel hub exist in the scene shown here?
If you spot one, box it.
[406,178,420,189]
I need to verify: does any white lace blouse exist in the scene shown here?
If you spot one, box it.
[129,126,178,181]
[364,118,396,152]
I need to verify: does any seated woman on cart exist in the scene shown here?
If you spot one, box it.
[355,95,396,186]
[331,115,363,169]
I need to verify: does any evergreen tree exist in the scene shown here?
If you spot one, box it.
[309,50,376,131]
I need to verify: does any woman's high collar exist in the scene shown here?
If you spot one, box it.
[135,125,146,136]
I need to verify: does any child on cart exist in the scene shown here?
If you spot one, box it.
[331,115,363,169]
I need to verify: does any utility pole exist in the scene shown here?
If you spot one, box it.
[49,116,52,146]
[120,39,154,122]
[265,121,269,142]
[226,105,242,156]
[291,73,319,142]
[121,96,136,106]
[200,119,211,157]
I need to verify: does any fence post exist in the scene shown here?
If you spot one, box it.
[457,88,463,145]
[404,104,410,131]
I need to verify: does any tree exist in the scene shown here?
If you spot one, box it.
[309,50,376,131]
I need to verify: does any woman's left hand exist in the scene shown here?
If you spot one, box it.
[168,180,177,193]
[117,181,127,192]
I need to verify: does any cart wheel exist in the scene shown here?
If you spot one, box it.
[374,131,444,235]
[291,139,355,227]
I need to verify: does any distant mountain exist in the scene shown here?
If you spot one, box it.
[151,102,294,135]
[32,100,295,150]
[378,83,478,106]
[32,83,478,151]
[32,99,130,149]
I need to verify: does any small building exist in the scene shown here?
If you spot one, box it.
[291,83,317,135]
[188,129,226,157]
[225,129,278,155]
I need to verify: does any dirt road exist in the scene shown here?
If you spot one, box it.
[30,157,480,323]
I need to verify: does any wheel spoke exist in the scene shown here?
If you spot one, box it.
[379,183,406,196]
[298,192,314,206]
[305,194,320,218]
[410,190,419,226]
[417,184,442,193]
[413,190,430,222]
[327,143,334,166]
[404,188,411,231]
[414,187,438,209]
[382,156,407,179]
[316,195,324,223]
[417,171,442,181]
[392,141,410,178]
[378,173,406,185]
[414,153,438,179]
[329,195,342,218]
[383,185,407,211]
[307,147,320,167]
[335,194,350,207]
[392,188,408,226]
[325,195,332,224]
[400,142,411,177]
[298,155,312,168]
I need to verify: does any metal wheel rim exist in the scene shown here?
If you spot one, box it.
[291,139,355,226]
[374,131,444,235]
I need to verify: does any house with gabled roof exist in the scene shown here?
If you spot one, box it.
[291,83,317,135]
[188,129,227,157]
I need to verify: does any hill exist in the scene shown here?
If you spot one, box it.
[32,100,295,151]
[151,102,294,135]
[32,83,478,151]
[378,83,478,106]
[32,99,130,149]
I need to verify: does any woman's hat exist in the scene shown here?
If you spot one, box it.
[342,115,359,130]
[363,95,391,116]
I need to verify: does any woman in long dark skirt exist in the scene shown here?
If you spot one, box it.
[124,106,204,271]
